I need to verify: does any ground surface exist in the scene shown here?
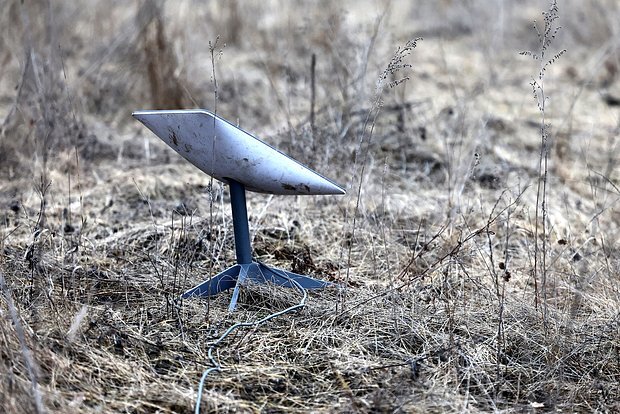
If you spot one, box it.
[1,1,620,413]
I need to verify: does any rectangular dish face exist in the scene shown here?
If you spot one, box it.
[133,109,345,195]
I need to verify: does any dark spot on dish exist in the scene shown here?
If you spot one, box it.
[243,158,249,162]
[282,183,311,193]
[170,131,178,146]
[603,93,620,107]
[184,144,192,152]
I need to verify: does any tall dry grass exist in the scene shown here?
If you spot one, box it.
[1,0,620,412]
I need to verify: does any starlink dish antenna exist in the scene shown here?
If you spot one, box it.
[133,109,345,311]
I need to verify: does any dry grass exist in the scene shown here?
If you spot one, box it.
[1,0,620,412]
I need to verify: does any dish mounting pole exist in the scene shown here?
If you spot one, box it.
[181,179,332,311]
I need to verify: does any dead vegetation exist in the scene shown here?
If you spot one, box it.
[1,0,620,412]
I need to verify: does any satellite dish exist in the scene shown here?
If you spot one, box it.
[133,109,345,311]
[133,109,344,195]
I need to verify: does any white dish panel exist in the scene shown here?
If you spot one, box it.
[133,109,345,195]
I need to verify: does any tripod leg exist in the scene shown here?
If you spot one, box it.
[252,262,333,289]
[227,264,251,312]
[181,265,241,298]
